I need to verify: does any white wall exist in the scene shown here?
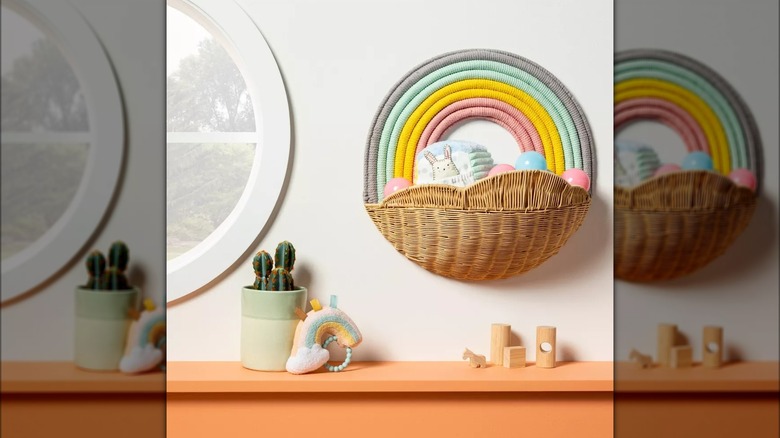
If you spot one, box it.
[1,0,165,360]
[614,0,779,361]
[168,0,615,361]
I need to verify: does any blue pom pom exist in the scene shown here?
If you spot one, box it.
[515,151,548,171]
[681,151,714,170]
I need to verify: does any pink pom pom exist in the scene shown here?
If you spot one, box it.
[729,168,756,191]
[488,164,515,177]
[383,177,412,198]
[561,168,590,191]
[654,163,682,177]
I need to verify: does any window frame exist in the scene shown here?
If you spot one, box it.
[1,0,124,302]
[165,0,291,302]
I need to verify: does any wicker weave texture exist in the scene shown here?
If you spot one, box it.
[366,171,591,281]
[614,172,756,282]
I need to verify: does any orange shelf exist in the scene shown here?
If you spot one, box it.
[615,361,779,392]
[1,361,164,393]
[166,361,613,393]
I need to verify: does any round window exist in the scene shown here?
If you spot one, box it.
[1,0,124,302]
[166,0,290,301]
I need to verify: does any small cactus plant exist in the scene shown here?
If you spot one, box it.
[269,267,293,291]
[274,241,296,273]
[83,241,133,291]
[101,267,130,290]
[108,241,129,271]
[250,241,298,291]
[252,251,273,289]
[85,251,106,290]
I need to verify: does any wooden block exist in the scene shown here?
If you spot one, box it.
[503,346,526,368]
[490,323,511,366]
[670,345,693,368]
[536,326,556,368]
[657,323,677,367]
[702,326,723,368]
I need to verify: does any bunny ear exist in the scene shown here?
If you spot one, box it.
[424,151,436,164]
[444,145,452,158]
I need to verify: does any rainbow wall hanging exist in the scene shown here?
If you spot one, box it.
[614,49,761,282]
[364,49,595,281]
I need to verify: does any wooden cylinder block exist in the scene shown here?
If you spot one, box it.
[657,324,677,367]
[536,326,556,368]
[491,324,511,366]
[702,326,723,368]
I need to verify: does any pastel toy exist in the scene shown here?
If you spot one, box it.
[614,140,661,187]
[384,177,412,198]
[488,164,515,177]
[681,151,714,170]
[561,168,590,191]
[286,295,362,375]
[728,168,756,191]
[415,141,494,187]
[514,151,548,171]
[119,299,165,374]
[653,163,682,177]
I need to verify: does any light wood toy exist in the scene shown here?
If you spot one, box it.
[702,326,723,368]
[490,323,511,366]
[629,349,653,368]
[503,346,526,368]
[463,348,487,368]
[670,345,693,368]
[657,323,677,367]
[536,326,556,368]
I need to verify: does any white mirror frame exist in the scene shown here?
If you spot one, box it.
[1,0,125,302]
[166,0,291,302]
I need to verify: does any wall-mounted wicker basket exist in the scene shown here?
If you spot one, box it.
[614,49,761,282]
[364,49,595,281]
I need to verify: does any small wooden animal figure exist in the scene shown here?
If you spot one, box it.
[462,348,487,368]
[424,144,460,181]
[629,349,653,368]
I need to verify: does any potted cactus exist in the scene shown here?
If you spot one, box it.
[75,241,140,371]
[241,241,307,371]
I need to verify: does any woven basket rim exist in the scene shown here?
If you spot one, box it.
[368,170,591,212]
[615,170,755,212]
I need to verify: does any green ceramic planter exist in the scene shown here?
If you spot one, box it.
[74,287,139,371]
[241,286,307,371]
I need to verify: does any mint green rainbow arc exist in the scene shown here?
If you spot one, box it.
[363,49,596,203]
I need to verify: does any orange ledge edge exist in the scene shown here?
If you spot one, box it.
[166,361,614,393]
[1,361,164,393]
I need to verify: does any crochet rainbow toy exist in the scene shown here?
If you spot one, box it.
[364,48,596,203]
[119,299,166,374]
[614,49,762,189]
[286,296,362,375]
